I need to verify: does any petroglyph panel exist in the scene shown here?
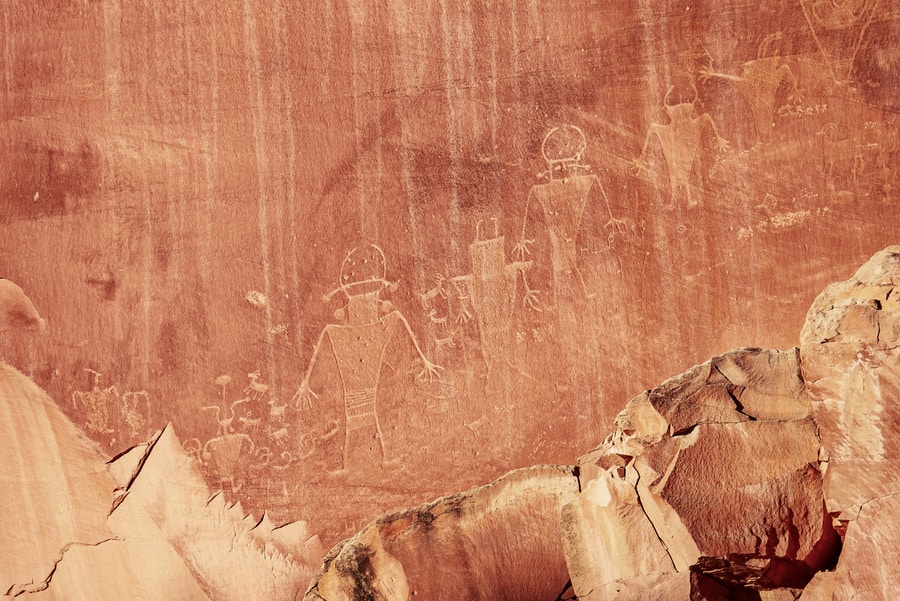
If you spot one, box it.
[1,2,899,594]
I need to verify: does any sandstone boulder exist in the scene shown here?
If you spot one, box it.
[567,347,838,598]
[800,245,900,600]
[305,465,579,601]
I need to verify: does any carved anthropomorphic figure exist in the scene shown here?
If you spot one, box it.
[293,244,441,472]
[517,125,611,304]
[516,126,612,403]
[700,33,802,147]
[799,0,879,84]
[634,86,729,208]
[448,218,534,378]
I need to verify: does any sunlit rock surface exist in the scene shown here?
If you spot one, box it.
[105,424,323,601]
[305,465,579,601]
[800,245,900,600]
[2,0,899,593]
[306,246,900,600]
[1,338,322,600]
[565,346,838,599]
[0,361,120,597]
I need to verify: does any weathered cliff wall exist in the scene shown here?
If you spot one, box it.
[2,0,898,548]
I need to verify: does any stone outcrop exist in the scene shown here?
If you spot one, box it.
[1,378,325,601]
[1,375,325,601]
[0,279,46,333]
[0,361,122,598]
[566,347,839,599]
[799,246,900,599]
[305,246,900,600]
[305,465,579,601]
[105,424,324,601]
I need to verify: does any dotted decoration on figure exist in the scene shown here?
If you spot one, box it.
[292,244,442,471]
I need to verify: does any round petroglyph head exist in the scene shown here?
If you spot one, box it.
[541,124,588,178]
[339,243,388,297]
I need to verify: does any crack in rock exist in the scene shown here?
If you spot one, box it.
[5,538,122,597]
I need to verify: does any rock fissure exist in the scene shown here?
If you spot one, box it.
[5,538,122,597]
[849,491,900,522]
[630,466,681,573]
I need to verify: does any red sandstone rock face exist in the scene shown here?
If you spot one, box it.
[306,465,579,601]
[2,1,899,548]
[2,0,899,597]
[305,247,900,600]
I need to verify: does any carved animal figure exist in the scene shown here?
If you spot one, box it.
[203,398,249,436]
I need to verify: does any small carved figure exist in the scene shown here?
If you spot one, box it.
[450,218,534,375]
[238,413,262,433]
[120,390,151,441]
[244,370,270,403]
[72,369,118,436]
[201,433,254,493]
[202,397,249,436]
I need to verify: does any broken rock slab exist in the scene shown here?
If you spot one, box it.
[0,361,120,597]
[305,465,579,601]
[567,347,838,598]
[831,492,900,599]
[0,357,323,600]
[106,423,324,601]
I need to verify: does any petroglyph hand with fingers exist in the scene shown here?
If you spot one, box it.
[296,244,443,470]
[714,133,730,153]
[291,378,319,411]
[513,238,534,262]
[417,358,444,382]
[521,283,542,313]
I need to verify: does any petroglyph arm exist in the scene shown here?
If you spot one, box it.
[698,64,743,84]
[448,276,474,323]
[291,326,329,410]
[514,188,536,262]
[395,311,443,380]
[701,114,729,152]
[518,265,542,312]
